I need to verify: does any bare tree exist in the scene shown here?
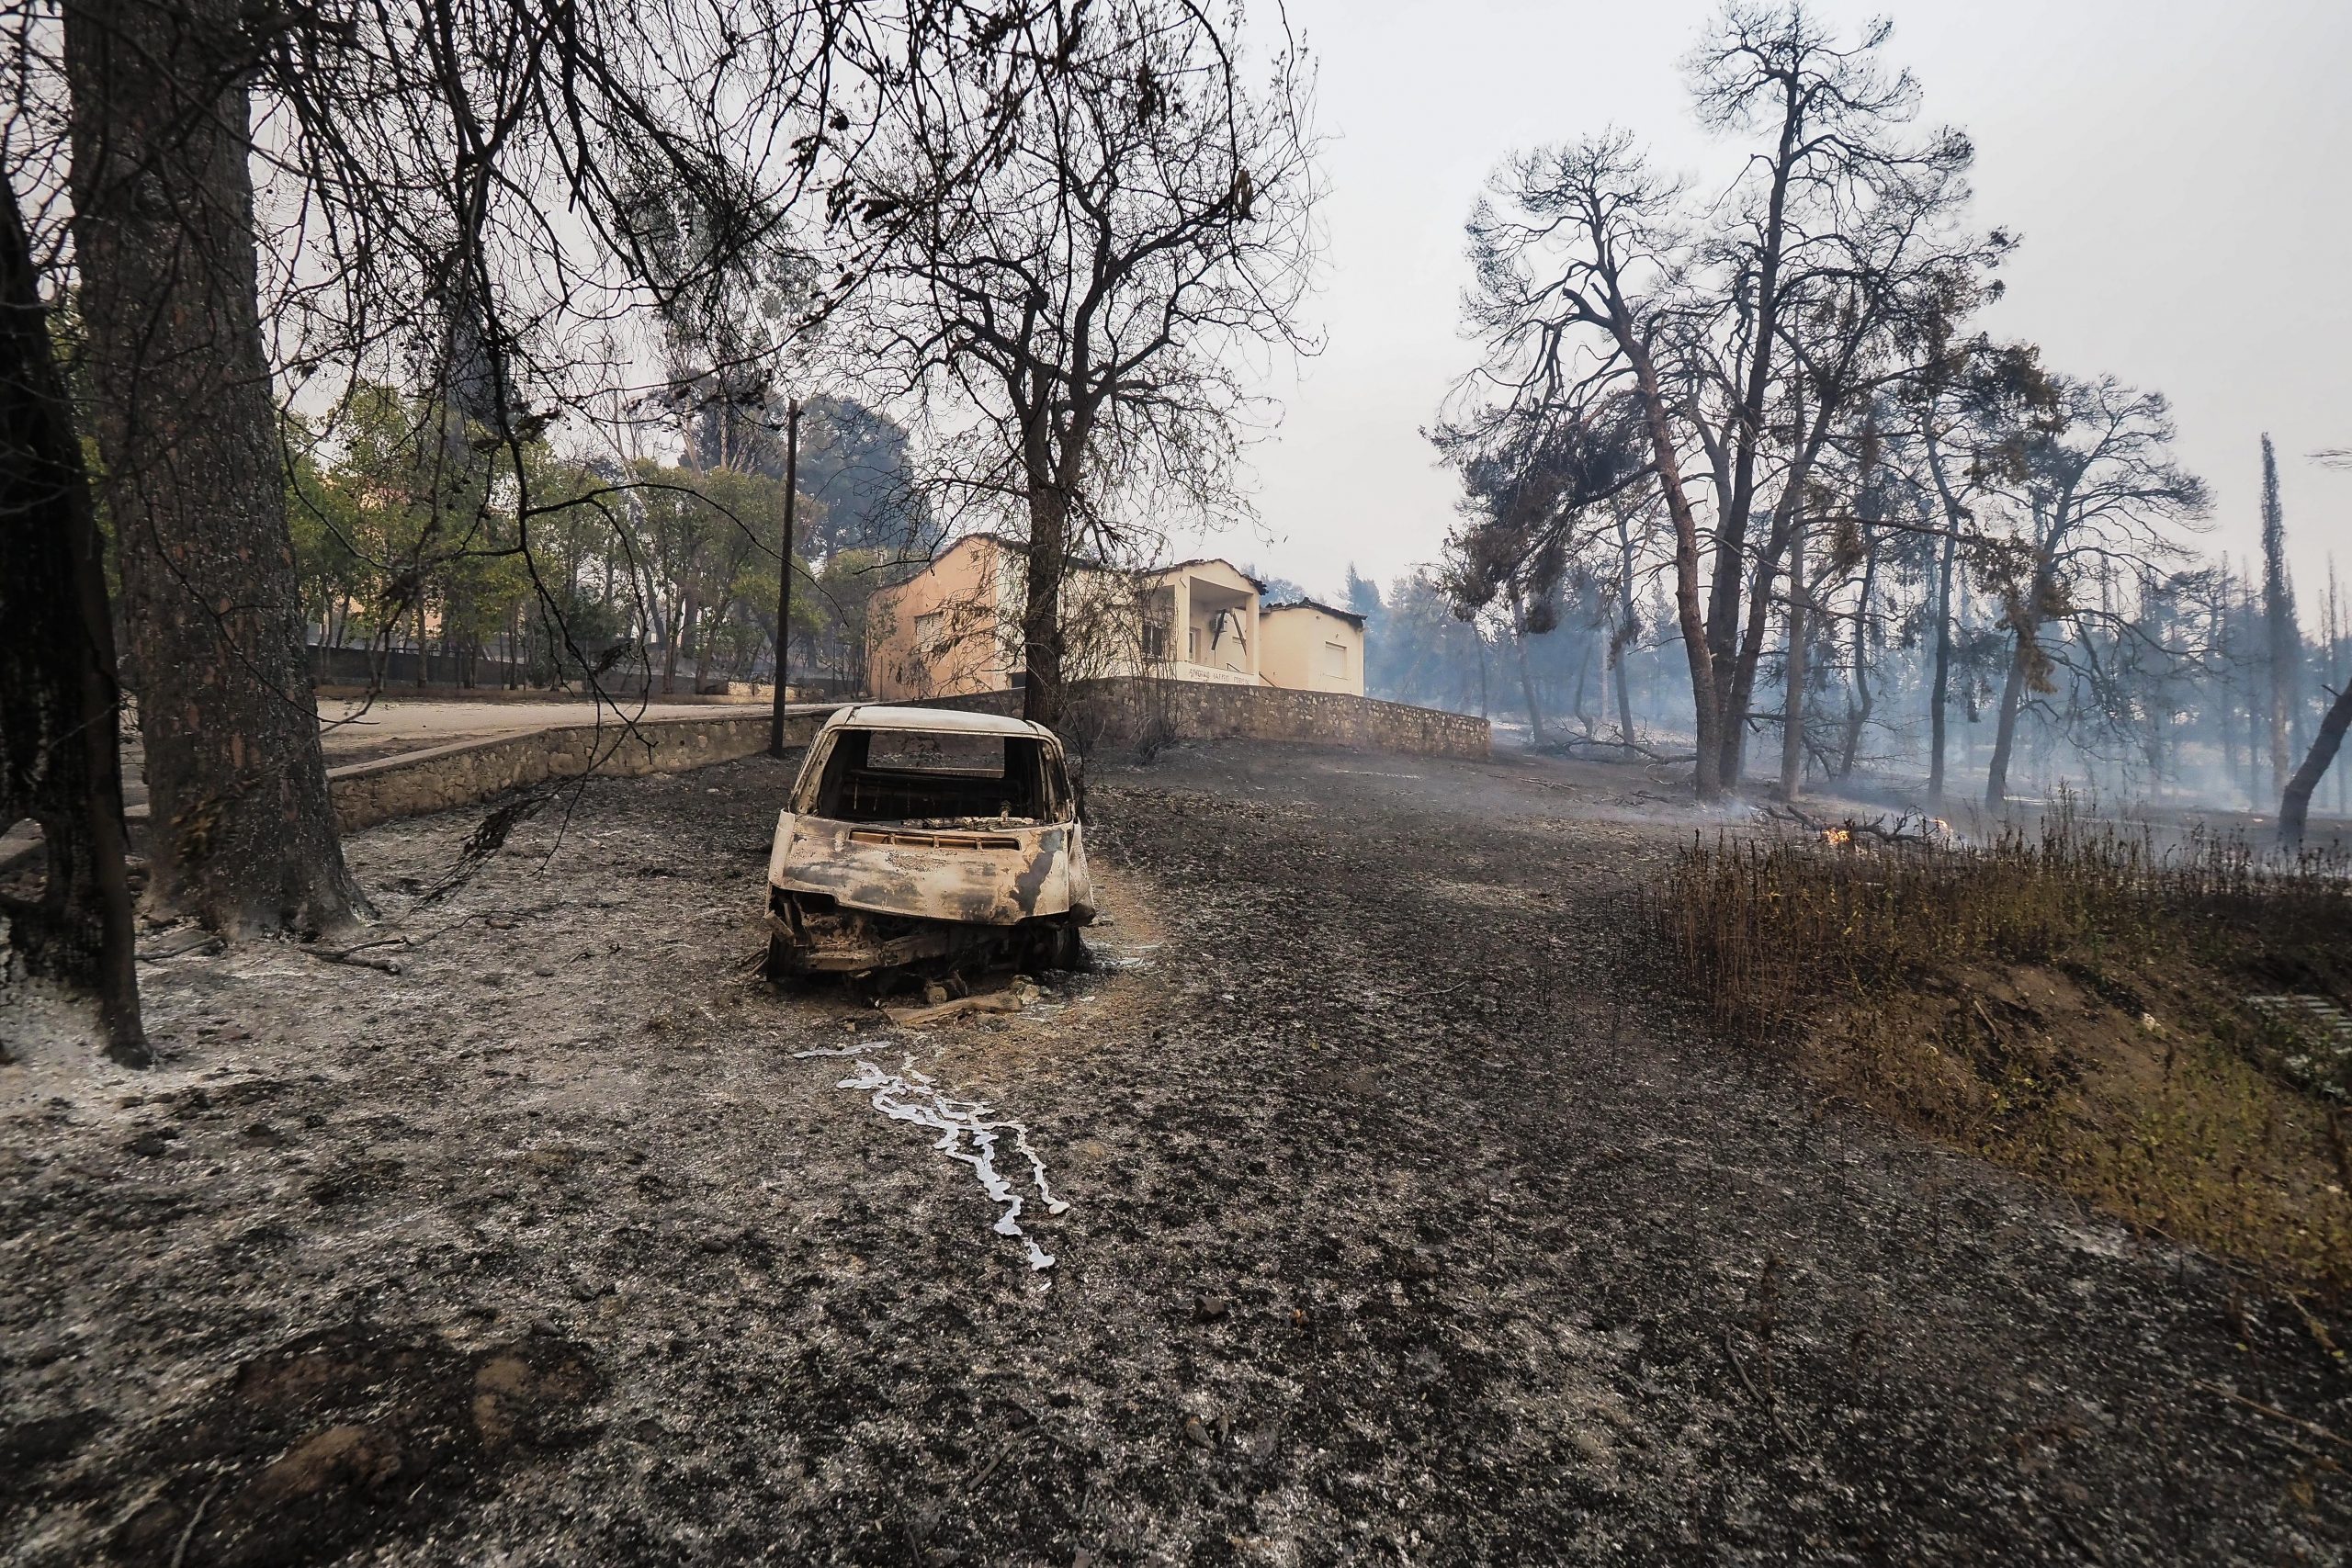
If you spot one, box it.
[1981,377,2207,807]
[847,0,1321,728]
[1904,335,2059,800]
[1681,0,1996,787]
[1461,134,1729,790]
[1456,6,2001,797]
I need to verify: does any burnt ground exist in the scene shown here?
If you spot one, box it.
[4,741,2349,1566]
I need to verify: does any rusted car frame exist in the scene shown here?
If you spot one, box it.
[763,705,1094,981]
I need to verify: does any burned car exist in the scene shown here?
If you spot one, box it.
[763,705,1094,981]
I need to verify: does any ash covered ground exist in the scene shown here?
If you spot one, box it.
[4,742,2347,1565]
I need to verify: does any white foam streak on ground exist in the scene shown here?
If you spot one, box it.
[829,1055,1070,1272]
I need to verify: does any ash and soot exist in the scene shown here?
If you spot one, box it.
[6,745,2351,1564]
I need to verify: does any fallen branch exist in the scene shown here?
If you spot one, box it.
[1763,803,1944,847]
[136,931,224,964]
[1537,735,1697,766]
[2285,1292,2348,1373]
[2192,1379,2351,1450]
[883,981,1039,1028]
[300,944,403,976]
[169,1475,225,1568]
[1723,1327,1785,1438]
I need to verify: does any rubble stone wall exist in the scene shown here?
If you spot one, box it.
[912,678,1489,760]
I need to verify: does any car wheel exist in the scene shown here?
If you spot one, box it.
[1042,922,1085,973]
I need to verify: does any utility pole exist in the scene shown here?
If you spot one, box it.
[767,397,802,759]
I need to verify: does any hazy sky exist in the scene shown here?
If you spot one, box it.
[1202,0,2352,615]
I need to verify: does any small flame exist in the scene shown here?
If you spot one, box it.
[1822,827,1851,845]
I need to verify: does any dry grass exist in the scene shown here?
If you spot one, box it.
[1657,804,2352,1295]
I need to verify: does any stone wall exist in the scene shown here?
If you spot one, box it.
[274,679,1483,839]
[325,709,832,831]
[910,678,1488,760]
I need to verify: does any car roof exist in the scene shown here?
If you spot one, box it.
[823,704,1056,740]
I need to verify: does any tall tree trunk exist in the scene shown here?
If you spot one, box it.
[1780,516,1808,801]
[1720,447,1819,788]
[1928,524,1958,801]
[1705,93,1801,777]
[1021,482,1071,728]
[768,397,799,756]
[1720,377,1842,788]
[0,175,148,1062]
[1569,617,1596,738]
[66,0,363,936]
[1922,439,1966,802]
[1623,333,1721,795]
[1613,515,1639,745]
[662,591,692,695]
[691,600,716,691]
[1985,608,2040,810]
[1508,589,1546,746]
[1838,536,1881,780]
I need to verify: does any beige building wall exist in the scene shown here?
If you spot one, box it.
[1259,604,1365,696]
[867,536,1020,700]
[868,545,1295,699]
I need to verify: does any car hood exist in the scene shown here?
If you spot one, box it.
[768,814,1092,925]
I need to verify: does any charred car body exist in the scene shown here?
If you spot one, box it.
[763,706,1094,980]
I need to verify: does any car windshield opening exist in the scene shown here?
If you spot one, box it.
[802,729,1066,825]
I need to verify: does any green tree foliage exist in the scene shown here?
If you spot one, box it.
[285,382,882,694]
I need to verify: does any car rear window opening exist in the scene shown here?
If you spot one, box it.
[803,729,1066,825]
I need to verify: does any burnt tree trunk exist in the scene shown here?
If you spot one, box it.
[1928,519,1958,801]
[1779,516,1807,801]
[1985,585,2044,810]
[1612,514,1638,745]
[1508,588,1546,746]
[65,0,364,936]
[1020,480,1072,728]
[1837,534,1881,780]
[0,177,149,1063]
[2279,682,2352,850]
[1019,392,1095,733]
[1621,329,1721,795]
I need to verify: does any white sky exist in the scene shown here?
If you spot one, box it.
[1200,0,2352,617]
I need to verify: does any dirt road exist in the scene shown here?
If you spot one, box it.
[4,743,2345,1564]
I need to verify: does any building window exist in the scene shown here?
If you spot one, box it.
[1322,640,1347,677]
[1188,626,1200,662]
[1142,620,1168,660]
[916,612,944,655]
